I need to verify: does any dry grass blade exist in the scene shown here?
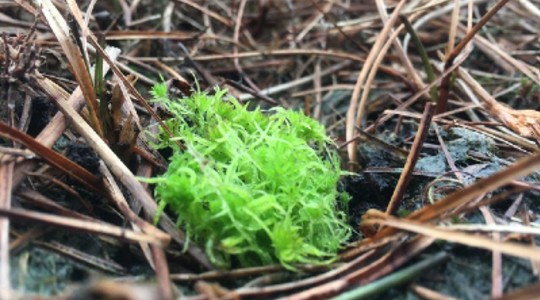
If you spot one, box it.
[16,189,96,221]
[456,23,540,83]
[232,0,259,93]
[479,207,502,298]
[239,61,351,102]
[138,48,367,64]
[364,51,470,134]
[64,0,179,146]
[105,30,200,40]
[218,250,381,299]
[11,0,39,16]
[100,158,173,298]
[332,252,449,300]
[32,239,127,274]
[348,235,435,285]
[364,216,540,261]
[9,226,50,254]
[171,264,292,282]
[410,285,457,300]
[37,0,103,137]
[446,0,461,55]
[0,207,165,246]
[374,0,423,90]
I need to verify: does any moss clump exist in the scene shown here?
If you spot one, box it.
[147,84,350,269]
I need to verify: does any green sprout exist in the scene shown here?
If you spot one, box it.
[146,83,350,269]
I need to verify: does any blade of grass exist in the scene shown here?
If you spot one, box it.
[400,15,437,101]
[331,252,448,300]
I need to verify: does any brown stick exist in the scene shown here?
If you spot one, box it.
[386,102,435,215]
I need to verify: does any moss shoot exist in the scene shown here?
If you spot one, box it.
[147,83,350,269]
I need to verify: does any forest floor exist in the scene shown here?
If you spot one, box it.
[1,0,540,299]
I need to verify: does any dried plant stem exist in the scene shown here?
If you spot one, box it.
[480,207,503,298]
[366,216,540,261]
[446,0,461,55]
[374,0,423,90]
[100,161,170,249]
[38,0,104,137]
[151,245,173,300]
[0,207,164,245]
[437,0,511,114]
[0,156,14,300]
[386,102,435,215]
[32,238,126,274]
[204,249,379,300]
[174,0,232,27]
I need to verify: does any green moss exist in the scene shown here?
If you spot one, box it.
[146,83,350,269]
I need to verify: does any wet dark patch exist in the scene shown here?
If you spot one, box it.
[66,142,100,175]
[27,96,56,137]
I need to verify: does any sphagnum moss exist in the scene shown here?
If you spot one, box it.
[146,83,350,269]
